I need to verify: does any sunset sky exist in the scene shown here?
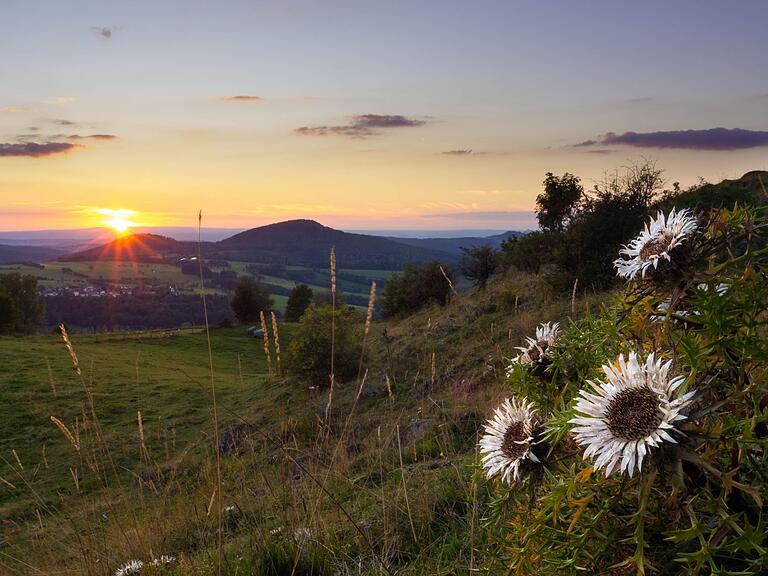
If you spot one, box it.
[2,0,767,233]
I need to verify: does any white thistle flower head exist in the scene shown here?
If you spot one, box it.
[569,352,695,477]
[509,322,560,370]
[479,397,541,484]
[115,560,144,576]
[614,208,698,279]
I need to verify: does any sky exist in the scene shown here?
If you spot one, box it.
[1,0,767,233]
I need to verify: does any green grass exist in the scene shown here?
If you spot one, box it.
[0,325,296,515]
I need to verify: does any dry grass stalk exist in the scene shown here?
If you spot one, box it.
[11,449,23,470]
[396,425,418,543]
[42,444,48,468]
[385,374,394,403]
[0,474,16,490]
[70,467,79,492]
[364,281,376,337]
[198,210,223,575]
[260,311,273,374]
[138,410,149,461]
[330,247,337,294]
[571,278,579,315]
[50,416,80,452]
[431,351,436,388]
[206,486,217,517]
[270,311,281,375]
[326,247,337,423]
[439,264,458,297]
[58,324,81,376]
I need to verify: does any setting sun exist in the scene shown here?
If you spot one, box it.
[99,208,138,234]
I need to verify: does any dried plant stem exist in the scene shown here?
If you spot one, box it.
[46,358,56,396]
[50,416,80,452]
[198,210,223,575]
[325,247,337,424]
[439,265,458,297]
[260,311,272,375]
[571,277,579,315]
[270,311,281,375]
[59,324,80,375]
[356,281,376,380]
[396,425,418,544]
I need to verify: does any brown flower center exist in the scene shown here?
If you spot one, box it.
[639,231,674,262]
[605,386,663,440]
[501,420,530,459]
[527,341,547,363]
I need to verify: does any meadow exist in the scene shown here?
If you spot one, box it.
[0,267,574,575]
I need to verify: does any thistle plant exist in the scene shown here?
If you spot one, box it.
[480,205,768,575]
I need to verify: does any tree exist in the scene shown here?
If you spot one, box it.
[284,284,314,322]
[381,261,453,318]
[0,273,44,333]
[535,172,583,233]
[460,246,498,289]
[285,304,362,386]
[564,160,665,288]
[231,276,273,324]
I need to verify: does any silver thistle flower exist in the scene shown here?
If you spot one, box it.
[614,208,698,279]
[479,397,540,484]
[569,352,695,477]
[508,322,560,371]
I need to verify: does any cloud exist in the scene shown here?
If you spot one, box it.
[0,141,80,158]
[54,119,77,126]
[422,210,532,221]
[220,95,264,102]
[576,128,768,151]
[92,26,118,39]
[44,96,76,105]
[295,114,426,138]
[2,106,27,113]
[442,149,473,155]
[66,134,117,141]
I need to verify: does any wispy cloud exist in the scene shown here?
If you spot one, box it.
[65,134,117,141]
[442,149,474,155]
[0,141,80,158]
[220,95,264,102]
[575,128,768,151]
[44,96,76,105]
[54,119,77,126]
[295,114,426,138]
[2,106,27,113]
[92,26,118,39]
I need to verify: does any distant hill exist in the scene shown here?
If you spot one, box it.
[59,220,456,269]
[385,230,524,255]
[219,219,454,268]
[59,234,197,263]
[0,244,66,264]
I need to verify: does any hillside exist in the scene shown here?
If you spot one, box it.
[385,230,523,255]
[0,243,65,264]
[59,220,456,269]
[58,233,198,263]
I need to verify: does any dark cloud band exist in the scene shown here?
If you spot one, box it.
[295,114,425,138]
[0,141,79,158]
[576,128,768,151]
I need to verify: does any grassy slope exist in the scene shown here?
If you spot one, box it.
[0,269,603,574]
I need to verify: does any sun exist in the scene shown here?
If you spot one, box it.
[99,208,138,235]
